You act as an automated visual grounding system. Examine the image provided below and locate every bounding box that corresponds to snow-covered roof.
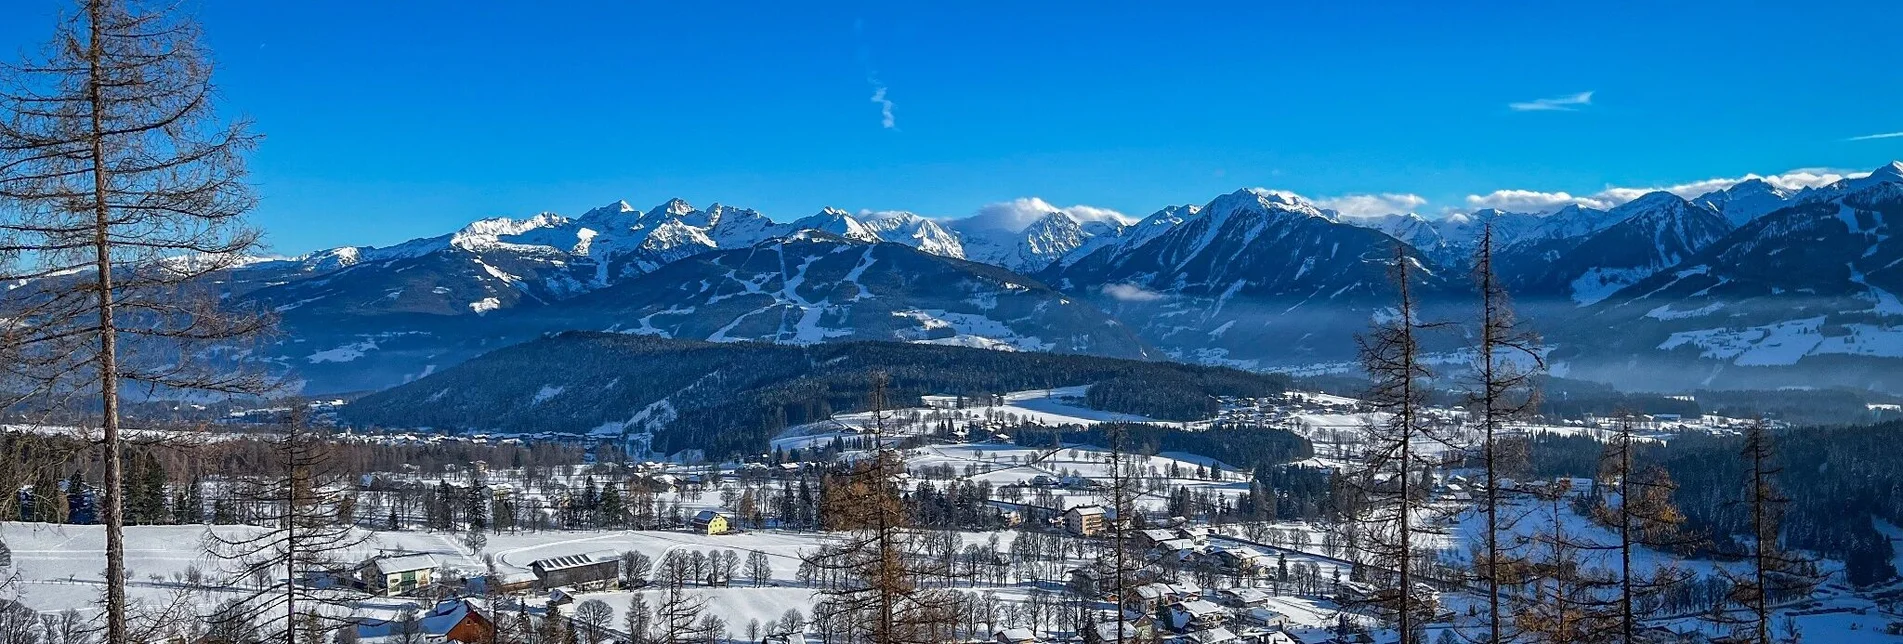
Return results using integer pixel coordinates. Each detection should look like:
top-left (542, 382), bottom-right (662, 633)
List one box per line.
top-left (996, 627), bottom-right (1037, 642)
top-left (531, 553), bottom-right (607, 572)
top-left (1173, 599), bottom-right (1225, 617)
top-left (371, 554), bottom-right (440, 574)
top-left (1192, 626), bottom-right (1238, 644)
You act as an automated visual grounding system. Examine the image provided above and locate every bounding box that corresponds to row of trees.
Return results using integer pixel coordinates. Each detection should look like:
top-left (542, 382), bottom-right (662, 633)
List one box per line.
top-left (1339, 230), bottom-right (1825, 644)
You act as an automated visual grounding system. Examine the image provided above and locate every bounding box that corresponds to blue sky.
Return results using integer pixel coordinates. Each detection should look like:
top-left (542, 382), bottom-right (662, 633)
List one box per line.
top-left (5, 1), bottom-right (1902, 254)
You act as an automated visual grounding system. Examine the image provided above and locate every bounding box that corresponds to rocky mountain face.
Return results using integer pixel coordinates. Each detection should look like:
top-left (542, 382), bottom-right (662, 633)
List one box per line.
top-left (201, 161), bottom-right (1903, 394)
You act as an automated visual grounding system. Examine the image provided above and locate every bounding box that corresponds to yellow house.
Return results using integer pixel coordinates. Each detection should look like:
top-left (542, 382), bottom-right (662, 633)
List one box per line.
top-left (690, 510), bottom-right (730, 535)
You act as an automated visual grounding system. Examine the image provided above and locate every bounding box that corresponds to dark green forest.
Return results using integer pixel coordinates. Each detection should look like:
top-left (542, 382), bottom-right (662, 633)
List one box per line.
top-left (342, 332), bottom-right (1288, 457)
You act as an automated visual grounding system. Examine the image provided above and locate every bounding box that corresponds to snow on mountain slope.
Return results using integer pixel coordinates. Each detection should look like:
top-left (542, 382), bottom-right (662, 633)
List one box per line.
top-left (527, 233), bottom-right (1153, 358)
top-left (1554, 163), bottom-right (1903, 391)
top-left (1044, 188), bottom-right (1451, 368)
top-left (1691, 178), bottom-right (1796, 226)
top-left (1515, 191), bottom-right (1733, 305)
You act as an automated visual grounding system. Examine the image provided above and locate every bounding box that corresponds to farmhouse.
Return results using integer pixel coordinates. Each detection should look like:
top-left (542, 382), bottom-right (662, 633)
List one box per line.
top-left (529, 553), bottom-right (619, 591)
top-left (690, 510), bottom-right (731, 535)
top-left (359, 553), bottom-right (439, 596)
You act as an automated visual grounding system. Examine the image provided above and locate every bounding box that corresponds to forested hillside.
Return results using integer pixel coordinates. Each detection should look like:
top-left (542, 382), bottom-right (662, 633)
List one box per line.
top-left (340, 332), bottom-right (1289, 457)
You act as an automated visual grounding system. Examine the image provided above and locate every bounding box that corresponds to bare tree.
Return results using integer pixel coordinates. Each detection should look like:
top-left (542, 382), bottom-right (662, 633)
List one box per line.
top-left (1593, 414), bottom-right (1692, 643)
top-left (0, 2), bottom-right (265, 641)
top-left (1462, 220), bottom-right (1542, 644)
top-left (574, 599), bottom-right (614, 644)
top-left (1341, 244), bottom-right (1449, 643)
top-left (653, 586), bottom-right (709, 644)
top-left (203, 405), bottom-right (372, 642)
top-left (1718, 419), bottom-right (1822, 644)
top-left (1097, 423), bottom-right (1140, 643)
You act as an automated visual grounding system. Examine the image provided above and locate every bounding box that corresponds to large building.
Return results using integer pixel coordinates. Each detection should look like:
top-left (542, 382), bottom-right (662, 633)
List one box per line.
top-left (530, 553), bottom-right (620, 591)
top-left (1062, 504), bottom-right (1106, 537)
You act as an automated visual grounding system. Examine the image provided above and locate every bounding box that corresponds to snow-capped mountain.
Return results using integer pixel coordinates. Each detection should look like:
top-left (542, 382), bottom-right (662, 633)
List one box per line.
top-left (1516, 191), bottom-right (1734, 305)
top-left (1557, 166), bottom-right (1903, 391)
top-left (1043, 188), bottom-right (1449, 368)
top-left (1691, 178), bottom-right (1796, 227)
top-left (521, 232), bottom-right (1152, 358)
top-left (176, 161), bottom-right (1903, 394)
top-left (947, 210), bottom-right (1128, 273)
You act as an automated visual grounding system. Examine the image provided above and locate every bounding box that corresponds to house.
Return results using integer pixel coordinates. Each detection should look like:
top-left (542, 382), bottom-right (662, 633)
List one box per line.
top-left (360, 553), bottom-right (440, 596)
top-left (1191, 627), bottom-right (1240, 644)
top-left (1063, 504), bottom-right (1107, 537)
top-left (1210, 546), bottom-right (1271, 573)
top-left (427, 598), bottom-right (494, 643)
top-left (995, 627), bottom-right (1039, 644)
top-left (1240, 607), bottom-right (1289, 629)
top-left (1155, 538), bottom-right (1198, 554)
top-left (354, 597), bottom-right (493, 643)
top-left (1216, 588), bottom-right (1271, 608)
top-left (1136, 528), bottom-right (1179, 550)
top-left (1090, 620), bottom-right (1148, 643)
top-left (529, 553), bottom-right (619, 591)
top-left (690, 510), bottom-right (731, 535)
top-left (1164, 599), bottom-right (1228, 632)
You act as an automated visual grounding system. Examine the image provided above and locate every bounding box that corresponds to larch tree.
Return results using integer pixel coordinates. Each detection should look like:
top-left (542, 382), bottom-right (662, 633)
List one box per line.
top-left (1718, 418), bottom-right (1823, 644)
top-left (0, 1), bottom-right (267, 641)
top-left (1343, 244), bottom-right (1450, 643)
top-left (203, 404), bottom-right (372, 643)
top-left (1096, 422), bottom-right (1141, 642)
top-left (1463, 220), bottom-right (1542, 644)
top-left (803, 371), bottom-right (953, 643)
top-left (1594, 413), bottom-right (1692, 644)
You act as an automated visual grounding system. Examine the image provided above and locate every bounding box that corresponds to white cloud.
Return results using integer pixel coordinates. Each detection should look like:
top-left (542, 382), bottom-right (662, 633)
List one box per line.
top-left (1847, 131), bottom-right (1903, 142)
top-left (1509, 91), bottom-right (1593, 112)
top-left (1461, 167), bottom-right (1870, 214)
top-left (869, 84), bottom-right (895, 129)
top-left (1464, 189), bottom-right (1611, 212)
top-left (1101, 283), bottom-right (1166, 302)
top-left (953, 197), bottom-right (1132, 232)
top-left (1314, 193), bottom-right (1429, 217)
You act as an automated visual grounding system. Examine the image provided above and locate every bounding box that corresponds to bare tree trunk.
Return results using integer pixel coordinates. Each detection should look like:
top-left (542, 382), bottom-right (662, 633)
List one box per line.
top-left (83, 3), bottom-right (128, 639)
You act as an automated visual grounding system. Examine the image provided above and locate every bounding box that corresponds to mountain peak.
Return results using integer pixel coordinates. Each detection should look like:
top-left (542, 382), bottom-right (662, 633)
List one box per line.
top-left (648, 198), bottom-right (696, 218)
top-left (1874, 160), bottom-right (1903, 181)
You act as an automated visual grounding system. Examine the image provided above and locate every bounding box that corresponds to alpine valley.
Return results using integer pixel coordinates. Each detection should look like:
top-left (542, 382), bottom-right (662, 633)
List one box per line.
top-left (234, 162), bottom-right (1903, 395)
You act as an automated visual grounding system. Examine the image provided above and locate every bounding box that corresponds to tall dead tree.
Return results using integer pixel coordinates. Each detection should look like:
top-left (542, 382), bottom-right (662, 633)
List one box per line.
top-left (1464, 222), bottom-right (1541, 644)
top-left (1593, 414), bottom-right (1691, 644)
top-left (0, 1), bottom-right (265, 640)
top-left (1345, 244), bottom-right (1449, 643)
top-left (204, 404), bottom-right (372, 643)
top-left (1097, 423), bottom-right (1140, 642)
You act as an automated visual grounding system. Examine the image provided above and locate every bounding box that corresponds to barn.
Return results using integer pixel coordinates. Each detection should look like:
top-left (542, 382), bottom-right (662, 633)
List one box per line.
top-left (529, 552), bottom-right (619, 591)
